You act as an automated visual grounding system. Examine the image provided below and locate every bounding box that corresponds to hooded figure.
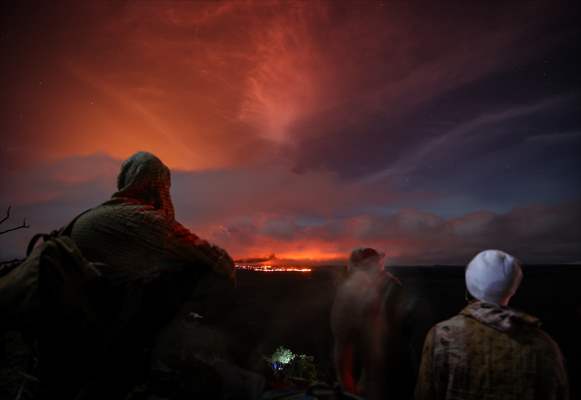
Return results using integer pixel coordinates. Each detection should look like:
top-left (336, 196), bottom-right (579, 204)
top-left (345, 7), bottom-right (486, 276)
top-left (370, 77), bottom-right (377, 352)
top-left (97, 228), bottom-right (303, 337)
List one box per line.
top-left (59, 151), bottom-right (235, 399)
top-left (331, 248), bottom-right (414, 400)
top-left (71, 151), bottom-right (234, 281)
top-left (415, 249), bottom-right (569, 400)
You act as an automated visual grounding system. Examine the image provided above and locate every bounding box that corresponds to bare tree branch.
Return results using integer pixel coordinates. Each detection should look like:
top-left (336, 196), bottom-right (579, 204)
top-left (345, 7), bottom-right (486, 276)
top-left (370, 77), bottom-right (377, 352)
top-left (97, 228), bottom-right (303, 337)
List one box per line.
top-left (0, 206), bottom-right (30, 235)
top-left (0, 219), bottom-right (29, 235)
top-left (0, 205), bottom-right (11, 225)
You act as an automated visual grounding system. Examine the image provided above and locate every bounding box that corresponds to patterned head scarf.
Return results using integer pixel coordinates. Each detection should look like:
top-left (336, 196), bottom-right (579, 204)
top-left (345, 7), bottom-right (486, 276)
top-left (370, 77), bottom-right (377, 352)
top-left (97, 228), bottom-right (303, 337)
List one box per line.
top-left (113, 151), bottom-right (175, 220)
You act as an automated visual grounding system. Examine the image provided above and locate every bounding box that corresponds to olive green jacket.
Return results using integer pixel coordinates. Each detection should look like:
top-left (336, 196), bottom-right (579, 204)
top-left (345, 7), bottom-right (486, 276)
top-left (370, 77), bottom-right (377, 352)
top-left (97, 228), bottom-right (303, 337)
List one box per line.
top-left (415, 301), bottom-right (569, 400)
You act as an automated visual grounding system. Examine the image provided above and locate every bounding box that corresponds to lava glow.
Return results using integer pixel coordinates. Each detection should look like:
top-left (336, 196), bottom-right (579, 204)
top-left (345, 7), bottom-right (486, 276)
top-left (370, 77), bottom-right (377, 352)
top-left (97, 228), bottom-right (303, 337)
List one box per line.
top-left (235, 264), bottom-right (312, 273)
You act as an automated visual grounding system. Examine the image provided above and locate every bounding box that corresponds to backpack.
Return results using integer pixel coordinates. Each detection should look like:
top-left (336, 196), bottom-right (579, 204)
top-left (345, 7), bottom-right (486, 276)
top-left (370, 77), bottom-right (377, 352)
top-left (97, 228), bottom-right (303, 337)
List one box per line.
top-left (0, 209), bottom-right (122, 398)
top-left (0, 209), bottom-right (103, 331)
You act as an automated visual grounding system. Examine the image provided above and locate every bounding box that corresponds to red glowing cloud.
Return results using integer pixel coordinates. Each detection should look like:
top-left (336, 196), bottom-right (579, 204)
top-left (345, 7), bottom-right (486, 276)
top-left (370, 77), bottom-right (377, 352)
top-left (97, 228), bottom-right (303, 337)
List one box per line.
top-left (2, 2), bottom-right (556, 169)
top-left (1, 2), bottom-right (579, 264)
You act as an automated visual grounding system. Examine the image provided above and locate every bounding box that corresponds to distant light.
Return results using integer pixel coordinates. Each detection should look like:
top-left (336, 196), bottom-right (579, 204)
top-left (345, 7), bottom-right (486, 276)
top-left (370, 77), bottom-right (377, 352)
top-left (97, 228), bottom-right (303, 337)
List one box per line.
top-left (235, 264), bottom-right (312, 272)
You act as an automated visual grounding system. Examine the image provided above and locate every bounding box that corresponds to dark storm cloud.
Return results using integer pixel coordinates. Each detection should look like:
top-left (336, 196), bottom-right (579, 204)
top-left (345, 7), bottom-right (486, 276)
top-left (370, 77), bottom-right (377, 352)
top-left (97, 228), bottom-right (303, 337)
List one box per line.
top-left (286, 2), bottom-right (580, 178)
top-left (367, 95), bottom-right (581, 212)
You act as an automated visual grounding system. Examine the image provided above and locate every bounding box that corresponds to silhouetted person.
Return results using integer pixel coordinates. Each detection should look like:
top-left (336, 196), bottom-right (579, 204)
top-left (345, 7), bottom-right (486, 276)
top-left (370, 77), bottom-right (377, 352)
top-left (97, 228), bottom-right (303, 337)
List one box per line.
top-left (71, 151), bottom-right (234, 282)
top-left (331, 248), bottom-right (413, 400)
top-left (415, 249), bottom-right (569, 400)
top-left (46, 151), bottom-right (235, 399)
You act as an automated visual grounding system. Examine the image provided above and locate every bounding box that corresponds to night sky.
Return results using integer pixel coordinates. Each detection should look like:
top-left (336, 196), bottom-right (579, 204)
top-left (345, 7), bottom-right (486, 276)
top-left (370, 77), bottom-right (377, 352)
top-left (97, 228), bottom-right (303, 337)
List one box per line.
top-left (1, 1), bottom-right (580, 264)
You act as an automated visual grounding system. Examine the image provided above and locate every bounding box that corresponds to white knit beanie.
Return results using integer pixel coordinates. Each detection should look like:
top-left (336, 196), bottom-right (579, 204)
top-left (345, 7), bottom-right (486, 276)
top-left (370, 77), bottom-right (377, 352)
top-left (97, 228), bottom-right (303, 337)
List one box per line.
top-left (465, 249), bottom-right (523, 305)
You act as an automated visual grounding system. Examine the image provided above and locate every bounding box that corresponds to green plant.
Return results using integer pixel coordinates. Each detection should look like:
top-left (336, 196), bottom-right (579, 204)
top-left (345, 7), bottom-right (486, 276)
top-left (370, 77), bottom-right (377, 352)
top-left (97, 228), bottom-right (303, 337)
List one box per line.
top-left (265, 346), bottom-right (317, 383)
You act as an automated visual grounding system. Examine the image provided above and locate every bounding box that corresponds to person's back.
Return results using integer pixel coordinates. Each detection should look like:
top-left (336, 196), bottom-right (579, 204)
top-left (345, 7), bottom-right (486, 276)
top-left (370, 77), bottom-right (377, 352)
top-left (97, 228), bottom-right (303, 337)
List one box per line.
top-left (69, 152), bottom-right (234, 351)
top-left (417, 302), bottom-right (568, 400)
top-left (57, 151), bottom-right (234, 399)
top-left (415, 250), bottom-right (569, 400)
top-left (331, 248), bottom-right (414, 400)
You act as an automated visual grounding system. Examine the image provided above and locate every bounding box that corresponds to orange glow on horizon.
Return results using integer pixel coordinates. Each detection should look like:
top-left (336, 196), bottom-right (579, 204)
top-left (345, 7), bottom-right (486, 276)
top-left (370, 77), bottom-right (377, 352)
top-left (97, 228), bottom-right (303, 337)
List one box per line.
top-left (264, 250), bottom-right (345, 262)
top-left (235, 264), bottom-right (312, 273)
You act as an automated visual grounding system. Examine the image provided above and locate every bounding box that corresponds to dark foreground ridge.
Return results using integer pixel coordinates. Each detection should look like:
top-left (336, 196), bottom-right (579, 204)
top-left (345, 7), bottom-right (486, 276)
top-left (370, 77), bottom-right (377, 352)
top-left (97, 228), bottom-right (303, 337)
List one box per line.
top-left (1, 261), bottom-right (580, 399)
top-left (207, 264), bottom-right (581, 398)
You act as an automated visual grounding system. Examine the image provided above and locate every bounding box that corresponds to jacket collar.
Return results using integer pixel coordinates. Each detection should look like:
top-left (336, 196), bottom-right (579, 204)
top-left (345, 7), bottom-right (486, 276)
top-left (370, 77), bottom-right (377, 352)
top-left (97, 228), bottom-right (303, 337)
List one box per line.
top-left (460, 301), bottom-right (541, 332)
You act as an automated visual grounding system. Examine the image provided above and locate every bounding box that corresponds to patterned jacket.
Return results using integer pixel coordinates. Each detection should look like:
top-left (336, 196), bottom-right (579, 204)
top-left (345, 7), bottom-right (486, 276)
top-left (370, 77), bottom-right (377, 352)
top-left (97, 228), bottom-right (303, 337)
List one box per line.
top-left (415, 301), bottom-right (569, 400)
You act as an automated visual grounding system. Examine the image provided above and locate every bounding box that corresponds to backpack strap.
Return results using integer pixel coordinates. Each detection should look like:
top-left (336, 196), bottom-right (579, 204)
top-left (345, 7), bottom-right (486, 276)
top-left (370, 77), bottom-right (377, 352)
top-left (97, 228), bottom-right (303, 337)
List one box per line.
top-left (59, 208), bottom-right (93, 237)
top-left (26, 233), bottom-right (52, 257)
top-left (26, 208), bottom-right (93, 256)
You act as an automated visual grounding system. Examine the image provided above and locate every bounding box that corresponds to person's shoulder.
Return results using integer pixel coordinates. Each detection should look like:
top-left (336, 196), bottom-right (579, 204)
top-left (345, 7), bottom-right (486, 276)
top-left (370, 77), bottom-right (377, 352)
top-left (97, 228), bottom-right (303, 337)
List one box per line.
top-left (382, 269), bottom-right (402, 286)
top-left (78, 201), bottom-right (144, 218)
top-left (420, 317), bottom-right (463, 352)
top-left (73, 202), bottom-right (172, 238)
top-left (430, 313), bottom-right (473, 341)
top-left (525, 326), bottom-right (565, 359)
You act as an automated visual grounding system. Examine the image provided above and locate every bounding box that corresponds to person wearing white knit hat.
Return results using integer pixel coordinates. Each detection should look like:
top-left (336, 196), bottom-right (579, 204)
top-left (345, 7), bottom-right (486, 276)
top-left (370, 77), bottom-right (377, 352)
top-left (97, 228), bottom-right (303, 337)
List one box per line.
top-left (465, 249), bottom-right (522, 306)
top-left (415, 249), bottom-right (569, 400)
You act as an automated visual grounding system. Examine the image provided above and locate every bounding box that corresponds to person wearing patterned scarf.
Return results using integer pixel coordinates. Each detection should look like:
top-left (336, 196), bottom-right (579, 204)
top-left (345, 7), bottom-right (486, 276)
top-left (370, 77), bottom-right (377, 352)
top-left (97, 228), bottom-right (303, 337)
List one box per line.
top-left (71, 151), bottom-right (234, 281)
top-left (66, 151), bottom-right (235, 399)
top-left (114, 151), bottom-right (175, 220)
top-left (415, 250), bottom-right (569, 400)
